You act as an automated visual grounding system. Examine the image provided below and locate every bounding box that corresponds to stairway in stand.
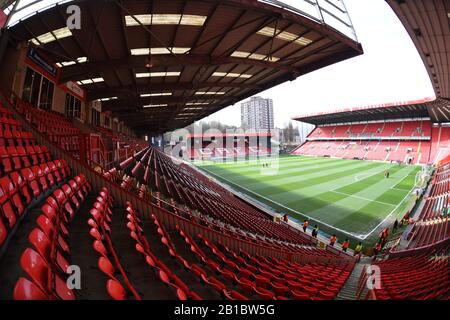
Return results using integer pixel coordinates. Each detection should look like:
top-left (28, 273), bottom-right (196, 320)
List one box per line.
top-left (336, 258), bottom-right (371, 300)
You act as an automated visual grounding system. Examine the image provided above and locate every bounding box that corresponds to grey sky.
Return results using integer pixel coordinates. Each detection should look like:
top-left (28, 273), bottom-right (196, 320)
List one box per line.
top-left (202, 0), bottom-right (436, 128)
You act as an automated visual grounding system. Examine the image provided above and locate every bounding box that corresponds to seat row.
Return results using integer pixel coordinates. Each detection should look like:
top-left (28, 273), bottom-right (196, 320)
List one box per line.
top-left (175, 225), bottom-right (350, 300)
top-left (0, 160), bottom-right (71, 248)
top-left (13, 175), bottom-right (91, 299)
top-left (88, 189), bottom-right (142, 300)
top-left (0, 144), bottom-right (51, 176)
top-left (369, 248), bottom-right (449, 300)
top-left (120, 147), bottom-right (314, 249)
top-left (15, 99), bottom-right (81, 154)
top-left (0, 128), bottom-right (35, 147)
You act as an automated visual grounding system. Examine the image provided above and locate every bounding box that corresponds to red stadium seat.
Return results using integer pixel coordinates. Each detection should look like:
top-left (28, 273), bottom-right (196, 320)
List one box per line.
top-left (0, 179), bottom-right (17, 228)
top-left (1, 176), bottom-right (25, 216)
top-left (106, 279), bottom-right (127, 300)
top-left (21, 168), bottom-right (40, 197)
top-left (291, 290), bottom-right (310, 300)
top-left (254, 286), bottom-right (275, 300)
top-left (40, 164), bottom-right (55, 187)
top-left (93, 240), bottom-right (108, 257)
top-left (0, 146), bottom-right (13, 174)
top-left (32, 166), bottom-right (48, 192)
top-left (28, 228), bottom-right (70, 273)
top-left (0, 217), bottom-right (7, 246)
top-left (10, 171), bottom-right (32, 205)
top-left (13, 277), bottom-right (50, 300)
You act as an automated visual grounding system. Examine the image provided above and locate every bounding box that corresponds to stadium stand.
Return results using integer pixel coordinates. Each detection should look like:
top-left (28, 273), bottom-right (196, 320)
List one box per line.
top-left (0, 0), bottom-right (449, 304)
top-left (357, 245), bottom-right (449, 300)
top-left (186, 133), bottom-right (272, 160)
top-left (293, 120), bottom-right (438, 164)
top-left (115, 146), bottom-right (326, 251)
top-left (15, 100), bottom-right (81, 158)
top-left (404, 163), bottom-right (450, 249)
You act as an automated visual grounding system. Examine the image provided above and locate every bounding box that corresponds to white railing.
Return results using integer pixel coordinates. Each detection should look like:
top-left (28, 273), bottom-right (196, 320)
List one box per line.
top-left (258, 0), bottom-right (358, 41)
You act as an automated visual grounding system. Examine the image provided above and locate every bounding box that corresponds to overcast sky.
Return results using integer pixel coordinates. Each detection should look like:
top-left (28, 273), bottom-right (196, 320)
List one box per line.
top-left (201, 0), bottom-right (436, 128)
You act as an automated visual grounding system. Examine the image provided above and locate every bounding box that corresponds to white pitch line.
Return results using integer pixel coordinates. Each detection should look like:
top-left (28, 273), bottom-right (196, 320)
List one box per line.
top-left (354, 166), bottom-right (389, 182)
top-left (390, 187), bottom-right (411, 191)
top-left (360, 184), bottom-right (415, 239)
top-left (330, 190), bottom-right (396, 207)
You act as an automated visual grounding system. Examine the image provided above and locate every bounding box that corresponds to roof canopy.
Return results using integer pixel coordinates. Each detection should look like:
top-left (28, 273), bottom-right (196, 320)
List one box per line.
top-left (386, 0), bottom-right (450, 99)
top-left (4, 0), bottom-right (362, 134)
top-left (293, 97), bottom-right (450, 125)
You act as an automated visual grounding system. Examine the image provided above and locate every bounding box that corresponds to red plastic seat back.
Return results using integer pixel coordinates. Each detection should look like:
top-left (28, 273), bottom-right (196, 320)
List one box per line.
top-left (36, 215), bottom-right (55, 240)
top-left (14, 277), bottom-right (50, 300)
top-left (32, 166), bottom-right (43, 178)
top-left (106, 279), bottom-right (126, 300)
top-left (52, 189), bottom-right (67, 207)
top-left (41, 203), bottom-right (57, 221)
top-left (10, 172), bottom-right (25, 188)
top-left (0, 218), bottom-right (7, 246)
top-left (98, 256), bottom-right (115, 278)
top-left (29, 228), bottom-right (52, 262)
top-left (20, 248), bottom-right (50, 293)
top-left (21, 168), bottom-right (35, 182)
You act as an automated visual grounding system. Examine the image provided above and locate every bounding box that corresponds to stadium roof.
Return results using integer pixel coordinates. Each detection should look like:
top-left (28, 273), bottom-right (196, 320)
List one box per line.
top-left (292, 97), bottom-right (450, 125)
top-left (386, 0), bottom-right (450, 99)
top-left (2, 0), bottom-right (362, 134)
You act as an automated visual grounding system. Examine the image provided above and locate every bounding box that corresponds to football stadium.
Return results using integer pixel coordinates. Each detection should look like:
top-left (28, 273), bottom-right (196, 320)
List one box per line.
top-left (0, 0), bottom-right (448, 307)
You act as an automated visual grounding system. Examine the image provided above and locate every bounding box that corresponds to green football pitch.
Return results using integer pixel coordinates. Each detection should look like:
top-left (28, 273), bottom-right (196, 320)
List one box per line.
top-left (195, 155), bottom-right (423, 245)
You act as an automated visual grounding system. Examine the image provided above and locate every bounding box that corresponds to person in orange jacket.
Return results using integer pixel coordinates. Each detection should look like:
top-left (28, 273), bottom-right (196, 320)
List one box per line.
top-left (302, 219), bottom-right (309, 232)
top-left (342, 239), bottom-right (350, 252)
top-left (329, 234), bottom-right (337, 246)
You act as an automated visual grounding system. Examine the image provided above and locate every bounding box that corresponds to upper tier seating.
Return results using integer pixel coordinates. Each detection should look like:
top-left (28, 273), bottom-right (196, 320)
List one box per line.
top-left (0, 102), bottom-right (71, 250)
top-left (95, 126), bottom-right (148, 164)
top-left (308, 121), bottom-right (431, 140)
top-left (15, 100), bottom-right (81, 157)
top-left (190, 147), bottom-right (270, 160)
top-left (293, 121), bottom-right (439, 164)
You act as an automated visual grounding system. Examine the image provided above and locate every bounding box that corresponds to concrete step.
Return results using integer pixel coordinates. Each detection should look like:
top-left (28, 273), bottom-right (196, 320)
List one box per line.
top-left (336, 262), bottom-right (369, 300)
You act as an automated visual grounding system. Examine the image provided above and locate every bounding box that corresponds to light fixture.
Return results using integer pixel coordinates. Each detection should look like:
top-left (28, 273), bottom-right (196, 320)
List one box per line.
top-left (195, 91), bottom-right (225, 95)
top-left (96, 97), bottom-right (118, 102)
top-left (136, 71), bottom-right (181, 78)
top-left (131, 47), bottom-right (191, 56)
top-left (186, 102), bottom-right (210, 106)
top-left (231, 51), bottom-right (280, 62)
top-left (125, 14), bottom-right (207, 27)
top-left (143, 104), bottom-right (168, 108)
top-left (77, 77), bottom-right (105, 85)
top-left (56, 56), bottom-right (88, 67)
top-left (31, 27), bottom-right (73, 45)
top-left (257, 27), bottom-right (313, 46)
top-left (212, 72), bottom-right (252, 79)
top-left (140, 93), bottom-right (172, 97)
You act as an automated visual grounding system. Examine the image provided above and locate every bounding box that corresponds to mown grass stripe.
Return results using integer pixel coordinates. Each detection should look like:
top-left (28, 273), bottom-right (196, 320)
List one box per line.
top-left (195, 155), bottom-right (420, 244)
top-left (227, 158), bottom-right (361, 187)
